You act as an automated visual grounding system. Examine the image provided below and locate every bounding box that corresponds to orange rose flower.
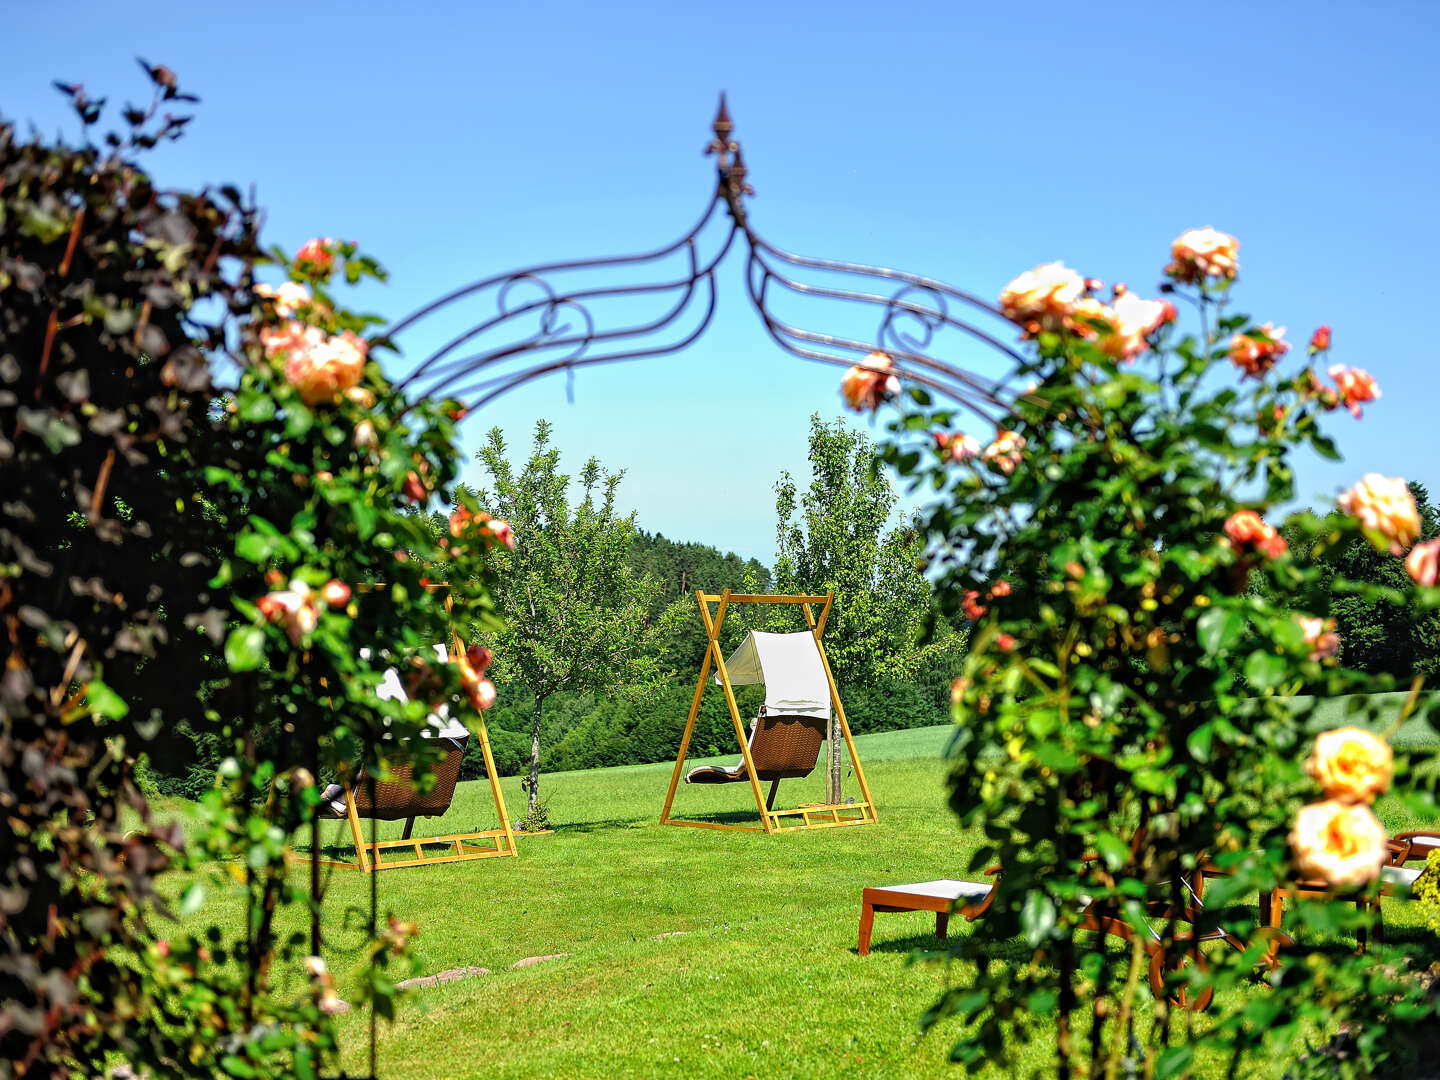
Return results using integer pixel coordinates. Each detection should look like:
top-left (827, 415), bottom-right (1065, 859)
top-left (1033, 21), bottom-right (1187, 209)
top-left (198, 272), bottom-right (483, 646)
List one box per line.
top-left (1309, 325), bottom-right (1331, 352)
top-left (935, 432), bottom-right (982, 461)
top-left (1166, 227), bottom-right (1239, 284)
top-left (295, 237), bottom-right (336, 276)
top-left (1338, 474), bottom-right (1421, 555)
top-left (1290, 799), bottom-right (1387, 889)
top-left (1305, 727), bottom-right (1392, 803)
top-left (1327, 365), bottom-right (1380, 419)
top-left (1223, 510), bottom-right (1286, 558)
top-left (1296, 615), bottom-right (1340, 661)
top-left (1227, 324), bottom-right (1289, 379)
top-left (1406, 539), bottom-right (1440, 587)
top-left (983, 431), bottom-right (1025, 476)
top-left (1102, 292), bottom-right (1176, 361)
top-left (840, 352), bottom-right (901, 412)
top-left (254, 281), bottom-right (312, 318)
top-left (998, 261), bottom-right (1086, 336)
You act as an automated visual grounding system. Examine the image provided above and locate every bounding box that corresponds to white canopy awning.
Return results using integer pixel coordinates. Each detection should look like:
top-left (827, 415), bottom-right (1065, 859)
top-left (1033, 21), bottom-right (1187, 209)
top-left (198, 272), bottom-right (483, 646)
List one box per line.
top-left (714, 630), bottom-right (832, 719)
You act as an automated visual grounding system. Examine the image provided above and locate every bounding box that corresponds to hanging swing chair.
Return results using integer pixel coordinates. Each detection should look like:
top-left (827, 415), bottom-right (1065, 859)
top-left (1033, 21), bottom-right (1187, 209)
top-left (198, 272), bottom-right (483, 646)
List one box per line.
top-left (660, 589), bottom-right (878, 833)
top-left (303, 623), bottom-right (518, 872)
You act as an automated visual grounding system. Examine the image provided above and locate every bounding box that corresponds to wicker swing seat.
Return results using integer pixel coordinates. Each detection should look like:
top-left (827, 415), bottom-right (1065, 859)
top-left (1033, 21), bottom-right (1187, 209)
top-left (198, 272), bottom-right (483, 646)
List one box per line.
top-left (684, 712), bottom-right (827, 807)
top-left (303, 646), bottom-right (518, 872)
top-left (660, 591), bottom-right (879, 833)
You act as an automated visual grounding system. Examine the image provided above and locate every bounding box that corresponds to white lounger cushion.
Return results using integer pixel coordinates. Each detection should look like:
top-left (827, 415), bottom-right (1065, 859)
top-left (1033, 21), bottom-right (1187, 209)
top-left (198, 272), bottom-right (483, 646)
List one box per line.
top-left (876, 879), bottom-right (994, 901)
top-left (1382, 864), bottom-right (1422, 890)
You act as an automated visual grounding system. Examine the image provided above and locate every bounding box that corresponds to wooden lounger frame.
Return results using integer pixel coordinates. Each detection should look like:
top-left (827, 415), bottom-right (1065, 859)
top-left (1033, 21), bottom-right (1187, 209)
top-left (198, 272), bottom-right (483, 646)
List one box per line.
top-left (660, 589), bottom-right (878, 834)
top-left (301, 588), bottom-right (518, 872)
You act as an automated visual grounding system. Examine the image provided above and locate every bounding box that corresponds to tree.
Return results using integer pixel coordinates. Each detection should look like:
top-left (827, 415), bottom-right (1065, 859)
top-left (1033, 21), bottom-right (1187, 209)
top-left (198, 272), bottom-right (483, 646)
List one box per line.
top-left (467, 421), bottom-right (672, 816)
top-left (1277, 481), bottom-right (1440, 677)
top-left (767, 414), bottom-right (955, 800)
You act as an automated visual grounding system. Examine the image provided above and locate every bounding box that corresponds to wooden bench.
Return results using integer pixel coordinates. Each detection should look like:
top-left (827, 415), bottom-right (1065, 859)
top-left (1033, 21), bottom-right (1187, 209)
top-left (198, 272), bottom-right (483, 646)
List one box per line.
top-left (858, 878), bottom-right (996, 956)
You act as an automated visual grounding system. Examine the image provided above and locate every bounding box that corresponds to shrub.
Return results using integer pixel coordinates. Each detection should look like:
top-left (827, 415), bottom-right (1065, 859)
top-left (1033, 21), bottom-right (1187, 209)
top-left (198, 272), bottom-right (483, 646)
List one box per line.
top-left (874, 236), bottom-right (1440, 1075)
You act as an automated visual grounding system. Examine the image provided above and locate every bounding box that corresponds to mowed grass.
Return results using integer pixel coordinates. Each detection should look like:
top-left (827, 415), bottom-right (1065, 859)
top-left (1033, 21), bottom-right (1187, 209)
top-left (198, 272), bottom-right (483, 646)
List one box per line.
top-left (160, 694), bottom-right (1439, 1079)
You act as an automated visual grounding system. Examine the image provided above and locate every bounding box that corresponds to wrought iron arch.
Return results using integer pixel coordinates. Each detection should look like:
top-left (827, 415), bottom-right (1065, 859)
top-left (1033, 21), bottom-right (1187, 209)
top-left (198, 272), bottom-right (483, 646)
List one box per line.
top-left (336, 96), bottom-right (1024, 1080)
top-left (391, 95), bottom-right (1022, 421)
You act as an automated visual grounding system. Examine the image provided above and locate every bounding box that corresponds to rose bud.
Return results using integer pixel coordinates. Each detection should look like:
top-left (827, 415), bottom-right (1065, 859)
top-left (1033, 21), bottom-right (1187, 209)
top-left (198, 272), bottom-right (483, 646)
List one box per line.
top-left (489, 519), bottom-right (516, 550)
top-left (320, 580), bottom-right (351, 608)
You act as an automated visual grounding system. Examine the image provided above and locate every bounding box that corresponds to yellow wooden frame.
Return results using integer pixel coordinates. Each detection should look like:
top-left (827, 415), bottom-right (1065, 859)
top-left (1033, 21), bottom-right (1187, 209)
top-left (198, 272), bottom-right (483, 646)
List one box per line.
top-left (659, 589), bottom-right (878, 834)
top-left (299, 588), bottom-right (518, 872)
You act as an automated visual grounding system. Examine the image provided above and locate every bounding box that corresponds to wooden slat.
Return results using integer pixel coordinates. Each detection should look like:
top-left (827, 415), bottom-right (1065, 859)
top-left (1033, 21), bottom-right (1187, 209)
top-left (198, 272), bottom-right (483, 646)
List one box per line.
top-left (660, 592), bottom-right (717, 825)
top-left (661, 819), bottom-right (768, 833)
top-left (696, 593), bottom-right (830, 604)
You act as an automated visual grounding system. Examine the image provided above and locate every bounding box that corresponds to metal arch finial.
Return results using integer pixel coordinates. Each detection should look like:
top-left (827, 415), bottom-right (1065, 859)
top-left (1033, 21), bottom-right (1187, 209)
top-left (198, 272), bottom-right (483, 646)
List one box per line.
top-left (705, 92), bottom-right (753, 223)
top-left (390, 99), bottom-right (1021, 424)
top-left (712, 92), bottom-right (733, 144)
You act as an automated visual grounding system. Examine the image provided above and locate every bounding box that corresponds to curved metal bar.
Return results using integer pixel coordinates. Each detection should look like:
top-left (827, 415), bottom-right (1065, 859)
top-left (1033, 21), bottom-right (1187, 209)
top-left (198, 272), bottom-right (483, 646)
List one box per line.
top-left (747, 230), bottom-right (1005, 322)
top-left (385, 97), bottom-right (1024, 427)
top-left (405, 223), bottom-right (740, 397)
top-left (391, 194), bottom-right (726, 343)
top-left (745, 250), bottom-right (1012, 414)
top-left (747, 247), bottom-right (1026, 371)
top-left (453, 268), bottom-right (723, 412)
top-left (743, 251), bottom-right (1005, 424)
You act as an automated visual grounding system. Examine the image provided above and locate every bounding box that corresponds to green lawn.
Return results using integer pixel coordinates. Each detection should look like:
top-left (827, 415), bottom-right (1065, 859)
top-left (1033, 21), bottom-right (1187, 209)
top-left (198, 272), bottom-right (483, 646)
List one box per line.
top-left (162, 699), bottom-right (1437, 1079)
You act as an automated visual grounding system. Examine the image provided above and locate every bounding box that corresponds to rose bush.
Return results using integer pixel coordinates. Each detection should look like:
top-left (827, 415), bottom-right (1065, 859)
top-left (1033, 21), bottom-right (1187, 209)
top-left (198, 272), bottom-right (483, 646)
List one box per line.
top-left (1, 67), bottom-right (501, 1079)
top-left (869, 228), bottom-right (1440, 1076)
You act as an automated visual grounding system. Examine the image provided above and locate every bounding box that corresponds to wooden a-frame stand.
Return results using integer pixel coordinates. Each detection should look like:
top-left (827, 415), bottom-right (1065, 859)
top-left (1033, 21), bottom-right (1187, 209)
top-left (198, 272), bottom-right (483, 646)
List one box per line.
top-left (301, 589), bottom-right (518, 872)
top-left (660, 589), bottom-right (878, 834)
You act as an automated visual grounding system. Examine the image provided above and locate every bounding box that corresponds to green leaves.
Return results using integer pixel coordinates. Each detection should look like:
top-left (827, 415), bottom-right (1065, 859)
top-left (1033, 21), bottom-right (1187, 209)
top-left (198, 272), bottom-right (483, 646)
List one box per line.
top-left (1244, 648), bottom-right (1289, 690)
top-left (85, 680), bottom-right (129, 721)
top-left (224, 625), bottom-right (266, 671)
top-left (1198, 606), bottom-right (1245, 655)
top-left (1020, 890), bottom-right (1057, 945)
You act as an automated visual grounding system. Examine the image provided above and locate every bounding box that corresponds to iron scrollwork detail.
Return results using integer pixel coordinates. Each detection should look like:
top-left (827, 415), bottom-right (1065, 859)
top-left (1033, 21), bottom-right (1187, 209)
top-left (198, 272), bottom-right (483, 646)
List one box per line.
top-left (393, 96), bottom-right (1019, 422)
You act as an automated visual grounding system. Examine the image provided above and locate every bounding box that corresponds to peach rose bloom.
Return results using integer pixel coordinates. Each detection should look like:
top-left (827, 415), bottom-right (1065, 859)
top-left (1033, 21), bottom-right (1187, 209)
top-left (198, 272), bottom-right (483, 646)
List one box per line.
top-left (1305, 727), bottom-right (1392, 803)
top-left (935, 432), bottom-right (981, 461)
top-left (1166, 227), bottom-right (1239, 283)
top-left (1406, 539), bottom-right (1440, 587)
top-left (254, 281), bottom-right (312, 317)
top-left (1338, 474), bottom-right (1421, 555)
top-left (295, 237), bottom-right (336, 275)
top-left (488, 519), bottom-right (517, 551)
top-left (1290, 799), bottom-right (1387, 889)
top-left (1100, 292), bottom-right (1175, 361)
top-left (840, 352), bottom-right (901, 412)
top-left (1328, 365), bottom-right (1380, 418)
top-left (1309, 326), bottom-right (1331, 352)
top-left (983, 430), bottom-right (1025, 475)
top-left (1296, 615), bottom-right (1340, 661)
top-left (260, 321), bottom-right (322, 362)
top-left (1067, 296), bottom-right (1118, 340)
top-left (1223, 510), bottom-right (1286, 557)
top-left (998, 261), bottom-right (1086, 335)
top-left (284, 331), bottom-right (368, 406)
top-left (1227, 324), bottom-right (1289, 379)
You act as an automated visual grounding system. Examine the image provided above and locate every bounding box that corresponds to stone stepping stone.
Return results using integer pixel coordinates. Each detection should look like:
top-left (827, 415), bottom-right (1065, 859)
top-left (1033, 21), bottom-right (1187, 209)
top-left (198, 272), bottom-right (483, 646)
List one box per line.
top-left (510, 953), bottom-right (567, 969)
top-left (396, 965), bottom-right (491, 990)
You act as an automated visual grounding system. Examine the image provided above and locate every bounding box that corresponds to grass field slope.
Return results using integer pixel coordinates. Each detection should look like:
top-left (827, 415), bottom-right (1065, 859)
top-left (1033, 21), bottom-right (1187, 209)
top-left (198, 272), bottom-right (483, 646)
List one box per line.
top-left (166, 695), bottom-right (1437, 1079)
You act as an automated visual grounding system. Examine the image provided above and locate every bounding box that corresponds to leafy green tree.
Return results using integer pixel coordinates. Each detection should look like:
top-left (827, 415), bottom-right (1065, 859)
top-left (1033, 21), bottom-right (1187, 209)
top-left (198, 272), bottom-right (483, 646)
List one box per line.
top-left (1278, 481), bottom-right (1440, 677)
top-left (467, 420), bottom-right (673, 816)
top-left (767, 414), bottom-right (957, 800)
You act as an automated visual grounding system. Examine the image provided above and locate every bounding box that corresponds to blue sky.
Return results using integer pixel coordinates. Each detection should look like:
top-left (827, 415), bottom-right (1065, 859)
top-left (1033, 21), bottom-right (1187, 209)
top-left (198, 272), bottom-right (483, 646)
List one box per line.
top-left (6, 1), bottom-right (1438, 563)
